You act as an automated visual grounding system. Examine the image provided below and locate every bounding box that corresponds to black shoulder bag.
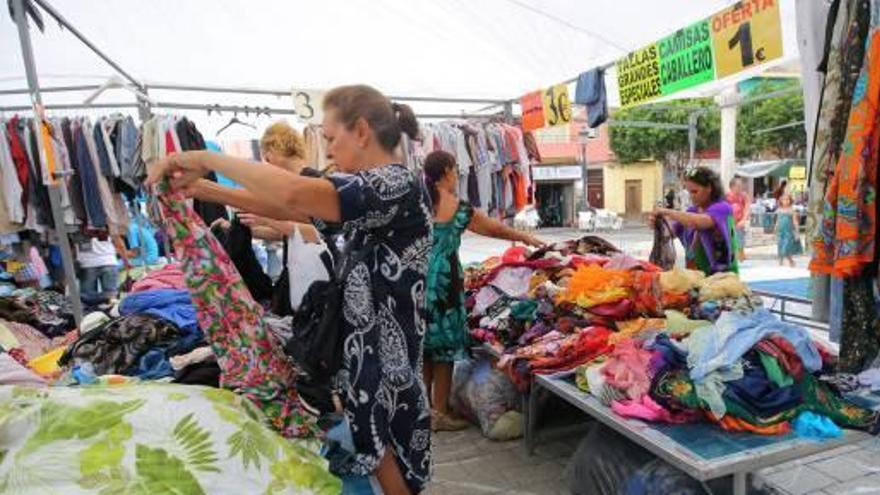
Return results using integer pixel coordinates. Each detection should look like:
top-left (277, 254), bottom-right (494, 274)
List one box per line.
top-left (284, 233), bottom-right (376, 416)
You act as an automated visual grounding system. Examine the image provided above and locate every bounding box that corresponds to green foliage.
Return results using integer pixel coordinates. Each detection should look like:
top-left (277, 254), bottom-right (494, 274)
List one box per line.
top-left (737, 80), bottom-right (806, 159)
top-left (173, 413), bottom-right (220, 473)
top-left (609, 98), bottom-right (720, 167)
top-left (228, 421), bottom-right (279, 471)
top-left (132, 445), bottom-right (205, 495)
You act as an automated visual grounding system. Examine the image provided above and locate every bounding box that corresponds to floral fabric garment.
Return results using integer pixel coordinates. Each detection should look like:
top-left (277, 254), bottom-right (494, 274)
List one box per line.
top-left (812, 7), bottom-right (880, 277)
top-left (155, 181), bottom-right (319, 439)
top-left (314, 164), bottom-right (433, 493)
top-left (0, 383), bottom-right (339, 494)
top-left (425, 200), bottom-right (474, 362)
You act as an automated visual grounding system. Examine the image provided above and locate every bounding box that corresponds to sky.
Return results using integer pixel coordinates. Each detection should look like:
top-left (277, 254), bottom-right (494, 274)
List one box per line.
top-left (0, 0), bottom-right (801, 136)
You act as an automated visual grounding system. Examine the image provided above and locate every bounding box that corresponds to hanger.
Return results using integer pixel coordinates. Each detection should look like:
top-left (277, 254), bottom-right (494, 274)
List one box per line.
top-left (215, 109), bottom-right (256, 137)
top-left (83, 75), bottom-right (155, 106)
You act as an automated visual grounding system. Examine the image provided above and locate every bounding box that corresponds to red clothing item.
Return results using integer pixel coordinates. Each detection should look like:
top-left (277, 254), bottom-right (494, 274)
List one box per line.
top-left (726, 191), bottom-right (748, 224)
top-left (7, 118), bottom-right (30, 212)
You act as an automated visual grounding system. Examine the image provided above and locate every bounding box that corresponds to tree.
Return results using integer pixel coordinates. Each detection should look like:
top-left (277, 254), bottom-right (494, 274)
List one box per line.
top-left (736, 80), bottom-right (806, 160)
top-left (609, 98), bottom-right (720, 176)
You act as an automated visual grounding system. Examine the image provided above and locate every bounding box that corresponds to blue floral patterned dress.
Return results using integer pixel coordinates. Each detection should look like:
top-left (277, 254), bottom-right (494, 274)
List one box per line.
top-left (313, 164), bottom-right (433, 493)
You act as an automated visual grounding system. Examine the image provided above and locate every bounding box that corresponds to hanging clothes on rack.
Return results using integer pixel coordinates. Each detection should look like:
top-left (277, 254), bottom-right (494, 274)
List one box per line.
top-left (416, 120), bottom-right (537, 218)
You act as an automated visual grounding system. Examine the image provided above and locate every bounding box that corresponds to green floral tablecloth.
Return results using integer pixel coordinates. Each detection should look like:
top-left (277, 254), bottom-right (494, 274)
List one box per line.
top-left (0, 383), bottom-right (340, 494)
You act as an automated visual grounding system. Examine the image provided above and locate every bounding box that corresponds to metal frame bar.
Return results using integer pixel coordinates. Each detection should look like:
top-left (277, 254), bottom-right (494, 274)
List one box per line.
top-left (11, 0), bottom-right (83, 326)
top-left (30, 0), bottom-right (144, 90)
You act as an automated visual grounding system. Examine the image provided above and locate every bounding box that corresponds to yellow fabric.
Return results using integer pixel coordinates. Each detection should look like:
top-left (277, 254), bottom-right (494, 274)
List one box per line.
top-left (663, 310), bottom-right (712, 336)
top-left (611, 318), bottom-right (667, 344)
top-left (560, 264), bottom-right (632, 308)
top-left (697, 272), bottom-right (750, 302)
top-left (39, 122), bottom-right (58, 186)
top-left (659, 268), bottom-right (705, 294)
top-left (27, 347), bottom-right (65, 377)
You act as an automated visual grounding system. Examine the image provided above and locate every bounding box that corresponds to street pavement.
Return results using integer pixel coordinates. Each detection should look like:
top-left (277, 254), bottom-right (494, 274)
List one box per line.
top-left (426, 226), bottom-right (880, 495)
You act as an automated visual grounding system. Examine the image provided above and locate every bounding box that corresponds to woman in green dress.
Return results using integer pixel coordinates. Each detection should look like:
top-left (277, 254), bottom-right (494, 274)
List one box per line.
top-left (422, 150), bottom-right (544, 431)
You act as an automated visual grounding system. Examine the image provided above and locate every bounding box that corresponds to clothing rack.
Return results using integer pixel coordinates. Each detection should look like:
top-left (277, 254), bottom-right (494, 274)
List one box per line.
top-left (6, 0), bottom-right (520, 323)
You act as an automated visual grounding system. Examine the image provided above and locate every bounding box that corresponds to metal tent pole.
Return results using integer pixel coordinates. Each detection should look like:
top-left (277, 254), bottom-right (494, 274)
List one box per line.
top-left (11, 0), bottom-right (83, 325)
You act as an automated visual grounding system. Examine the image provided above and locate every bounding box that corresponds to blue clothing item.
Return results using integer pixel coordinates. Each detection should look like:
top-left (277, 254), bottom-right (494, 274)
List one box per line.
top-left (115, 117), bottom-right (141, 190)
top-left (127, 218), bottom-right (161, 266)
top-left (689, 308), bottom-right (823, 383)
top-left (73, 123), bottom-right (108, 227)
top-left (92, 122), bottom-right (113, 177)
top-left (119, 289), bottom-right (200, 335)
top-left (574, 68), bottom-right (608, 128)
top-left (118, 289), bottom-right (204, 358)
top-left (793, 411), bottom-right (842, 440)
top-left (80, 265), bottom-right (119, 305)
top-left (322, 414), bottom-right (378, 495)
top-left (134, 348), bottom-right (175, 380)
top-left (723, 358), bottom-right (802, 418)
top-left (829, 277), bottom-right (844, 343)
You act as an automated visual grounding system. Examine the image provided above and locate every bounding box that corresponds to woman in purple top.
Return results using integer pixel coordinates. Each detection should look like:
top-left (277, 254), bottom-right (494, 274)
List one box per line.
top-left (647, 166), bottom-right (739, 275)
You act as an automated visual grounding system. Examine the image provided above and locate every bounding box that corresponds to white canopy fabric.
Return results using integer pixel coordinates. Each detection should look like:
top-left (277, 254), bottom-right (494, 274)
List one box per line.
top-left (1, 0), bottom-right (800, 108)
top-left (736, 159), bottom-right (803, 178)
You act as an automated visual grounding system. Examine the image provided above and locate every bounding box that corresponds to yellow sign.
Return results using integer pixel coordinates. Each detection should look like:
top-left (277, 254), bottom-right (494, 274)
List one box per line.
top-left (710, 0), bottom-right (783, 78)
top-left (789, 165), bottom-right (806, 180)
top-left (616, 44), bottom-right (661, 108)
top-left (542, 84), bottom-right (572, 127)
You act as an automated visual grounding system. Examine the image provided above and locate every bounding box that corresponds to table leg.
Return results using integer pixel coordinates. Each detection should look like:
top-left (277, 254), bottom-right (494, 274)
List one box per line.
top-left (732, 471), bottom-right (747, 495)
top-left (524, 385), bottom-right (540, 456)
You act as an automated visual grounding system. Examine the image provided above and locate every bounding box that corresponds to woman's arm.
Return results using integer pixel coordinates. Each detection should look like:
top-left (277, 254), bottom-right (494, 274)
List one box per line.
top-left (151, 151), bottom-right (341, 222)
top-left (467, 210), bottom-right (543, 247)
top-left (188, 180), bottom-right (311, 223)
top-left (656, 207), bottom-right (715, 231)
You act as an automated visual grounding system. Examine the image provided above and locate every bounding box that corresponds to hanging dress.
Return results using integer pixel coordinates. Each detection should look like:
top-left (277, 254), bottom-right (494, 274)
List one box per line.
top-left (425, 201), bottom-right (474, 362)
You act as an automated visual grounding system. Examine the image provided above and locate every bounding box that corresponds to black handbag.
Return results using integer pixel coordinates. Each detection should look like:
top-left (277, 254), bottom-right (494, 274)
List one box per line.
top-left (284, 233), bottom-right (376, 416)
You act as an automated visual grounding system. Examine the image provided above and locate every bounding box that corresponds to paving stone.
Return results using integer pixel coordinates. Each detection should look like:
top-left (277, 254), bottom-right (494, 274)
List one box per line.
top-left (825, 473), bottom-right (880, 495)
top-left (763, 465), bottom-right (836, 495)
top-left (810, 455), bottom-right (874, 483)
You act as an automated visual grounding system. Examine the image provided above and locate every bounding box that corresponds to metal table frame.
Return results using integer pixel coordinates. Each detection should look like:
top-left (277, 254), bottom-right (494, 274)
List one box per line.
top-left (528, 374), bottom-right (866, 495)
top-left (751, 289), bottom-right (827, 332)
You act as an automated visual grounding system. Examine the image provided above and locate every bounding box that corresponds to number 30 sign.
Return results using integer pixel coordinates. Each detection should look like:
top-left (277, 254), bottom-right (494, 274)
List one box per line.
top-left (542, 84), bottom-right (572, 128)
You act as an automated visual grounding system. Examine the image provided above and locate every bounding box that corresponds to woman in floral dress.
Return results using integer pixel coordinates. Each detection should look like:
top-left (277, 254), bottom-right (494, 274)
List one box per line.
top-left (421, 150), bottom-right (543, 431)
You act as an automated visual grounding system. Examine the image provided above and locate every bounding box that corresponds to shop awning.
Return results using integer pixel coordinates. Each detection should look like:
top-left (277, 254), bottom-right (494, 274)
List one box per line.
top-left (735, 159), bottom-right (804, 178)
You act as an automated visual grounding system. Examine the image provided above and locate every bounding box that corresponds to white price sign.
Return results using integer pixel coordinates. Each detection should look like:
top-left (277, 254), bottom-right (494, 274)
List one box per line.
top-left (290, 88), bottom-right (325, 123)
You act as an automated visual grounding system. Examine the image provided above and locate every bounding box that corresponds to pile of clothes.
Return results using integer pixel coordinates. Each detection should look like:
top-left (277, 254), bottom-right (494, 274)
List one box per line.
top-left (466, 236), bottom-right (880, 437)
top-left (54, 263), bottom-right (218, 385)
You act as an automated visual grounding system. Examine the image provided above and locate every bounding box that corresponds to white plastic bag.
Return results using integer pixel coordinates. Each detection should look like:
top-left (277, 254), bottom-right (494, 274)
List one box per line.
top-left (287, 225), bottom-right (331, 312)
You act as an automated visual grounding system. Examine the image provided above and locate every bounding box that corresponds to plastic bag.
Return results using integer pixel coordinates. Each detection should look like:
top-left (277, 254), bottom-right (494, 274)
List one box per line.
top-left (450, 357), bottom-right (522, 440)
top-left (286, 225), bottom-right (332, 312)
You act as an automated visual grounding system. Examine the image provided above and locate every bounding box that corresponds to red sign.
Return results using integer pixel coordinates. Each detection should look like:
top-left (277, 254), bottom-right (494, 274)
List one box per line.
top-left (520, 90), bottom-right (545, 132)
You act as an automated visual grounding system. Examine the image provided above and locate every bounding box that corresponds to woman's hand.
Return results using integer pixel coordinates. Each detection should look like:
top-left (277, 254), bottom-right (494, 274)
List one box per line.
top-left (519, 233), bottom-right (546, 248)
top-left (146, 150), bottom-right (210, 190)
top-left (210, 217), bottom-right (231, 231)
top-left (238, 213), bottom-right (271, 229)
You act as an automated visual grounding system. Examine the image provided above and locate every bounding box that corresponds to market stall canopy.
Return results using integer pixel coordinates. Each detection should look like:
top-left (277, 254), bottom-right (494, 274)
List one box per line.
top-left (735, 159), bottom-right (804, 178)
top-left (0, 0), bottom-right (800, 111)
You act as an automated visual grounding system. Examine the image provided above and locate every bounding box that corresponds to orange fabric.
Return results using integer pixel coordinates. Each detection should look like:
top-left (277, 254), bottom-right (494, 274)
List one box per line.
top-left (39, 122), bottom-right (58, 186)
top-left (512, 170), bottom-right (528, 211)
top-left (559, 264), bottom-right (632, 308)
top-left (810, 30), bottom-right (880, 277)
top-left (714, 415), bottom-right (791, 436)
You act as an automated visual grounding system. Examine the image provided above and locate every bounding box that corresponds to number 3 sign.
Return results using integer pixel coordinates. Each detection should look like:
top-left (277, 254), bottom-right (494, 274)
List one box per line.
top-left (290, 88), bottom-right (325, 123)
top-left (542, 84), bottom-right (572, 128)
top-left (710, 0), bottom-right (783, 78)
